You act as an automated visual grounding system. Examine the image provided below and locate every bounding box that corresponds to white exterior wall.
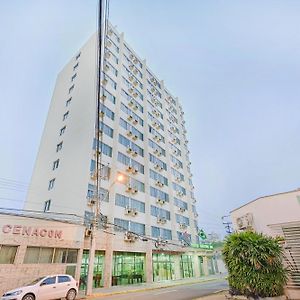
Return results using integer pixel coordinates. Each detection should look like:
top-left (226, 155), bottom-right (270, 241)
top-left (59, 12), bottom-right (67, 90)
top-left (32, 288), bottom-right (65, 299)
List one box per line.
top-left (231, 189), bottom-right (300, 236)
top-left (25, 24), bottom-right (198, 246)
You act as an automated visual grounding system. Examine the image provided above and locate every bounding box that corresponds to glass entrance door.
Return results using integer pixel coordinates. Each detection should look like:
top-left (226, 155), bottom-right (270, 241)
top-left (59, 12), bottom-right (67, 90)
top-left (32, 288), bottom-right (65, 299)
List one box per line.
top-left (152, 253), bottom-right (175, 281)
top-left (80, 250), bottom-right (104, 290)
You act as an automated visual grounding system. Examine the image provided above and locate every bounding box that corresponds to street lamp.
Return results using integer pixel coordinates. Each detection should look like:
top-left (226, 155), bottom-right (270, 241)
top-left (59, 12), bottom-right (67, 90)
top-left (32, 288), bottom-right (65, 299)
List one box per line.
top-left (85, 172), bottom-right (126, 295)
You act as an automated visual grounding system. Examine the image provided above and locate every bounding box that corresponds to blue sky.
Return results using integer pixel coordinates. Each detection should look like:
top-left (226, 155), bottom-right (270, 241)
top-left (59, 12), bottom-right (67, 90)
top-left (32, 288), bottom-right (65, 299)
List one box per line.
top-left (1, 0), bottom-right (300, 236)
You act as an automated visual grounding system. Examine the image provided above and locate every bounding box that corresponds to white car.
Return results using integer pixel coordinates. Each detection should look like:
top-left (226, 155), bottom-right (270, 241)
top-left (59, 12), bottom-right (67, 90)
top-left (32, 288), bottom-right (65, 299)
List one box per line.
top-left (1, 274), bottom-right (78, 300)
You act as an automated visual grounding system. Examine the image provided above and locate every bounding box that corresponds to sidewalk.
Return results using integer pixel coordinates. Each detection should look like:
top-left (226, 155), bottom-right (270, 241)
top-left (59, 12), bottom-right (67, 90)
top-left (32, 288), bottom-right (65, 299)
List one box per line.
top-left (195, 291), bottom-right (227, 300)
top-left (79, 274), bottom-right (227, 299)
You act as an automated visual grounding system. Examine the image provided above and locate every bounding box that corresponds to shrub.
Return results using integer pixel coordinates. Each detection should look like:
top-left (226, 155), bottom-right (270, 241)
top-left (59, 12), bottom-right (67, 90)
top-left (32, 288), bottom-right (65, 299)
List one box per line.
top-left (222, 231), bottom-right (288, 298)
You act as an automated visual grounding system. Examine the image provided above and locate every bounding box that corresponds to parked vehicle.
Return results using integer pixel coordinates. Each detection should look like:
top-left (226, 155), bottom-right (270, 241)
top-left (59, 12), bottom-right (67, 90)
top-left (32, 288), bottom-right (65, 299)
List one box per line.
top-left (1, 274), bottom-right (78, 300)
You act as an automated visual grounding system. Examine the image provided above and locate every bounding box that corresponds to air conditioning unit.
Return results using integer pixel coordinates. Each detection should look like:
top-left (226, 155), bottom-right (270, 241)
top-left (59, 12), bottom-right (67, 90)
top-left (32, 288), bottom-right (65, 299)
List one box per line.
top-left (132, 151), bottom-right (138, 157)
top-left (156, 198), bottom-right (165, 205)
top-left (124, 231), bottom-right (137, 243)
top-left (133, 68), bottom-right (138, 75)
top-left (157, 217), bottom-right (167, 224)
top-left (100, 95), bottom-right (107, 101)
top-left (179, 207), bottom-right (186, 213)
top-left (127, 115), bottom-right (133, 121)
top-left (152, 120), bottom-right (158, 127)
top-left (194, 212), bottom-right (199, 218)
top-left (126, 165), bottom-right (133, 172)
top-left (129, 64), bottom-right (134, 70)
top-left (175, 177), bottom-right (181, 182)
top-left (101, 79), bottom-right (108, 86)
top-left (108, 29), bottom-right (113, 36)
top-left (155, 181), bottom-right (164, 187)
top-left (125, 206), bottom-right (132, 215)
top-left (126, 185), bottom-right (132, 193)
top-left (128, 87), bottom-right (134, 94)
top-left (133, 58), bottom-right (138, 64)
top-left (131, 187), bottom-right (138, 194)
top-left (171, 138), bottom-right (177, 144)
top-left (132, 119), bottom-right (138, 125)
top-left (87, 198), bottom-right (96, 206)
top-left (133, 105), bottom-right (138, 111)
top-left (176, 191), bottom-right (184, 197)
top-left (131, 168), bottom-right (138, 175)
top-left (128, 100), bottom-right (134, 107)
top-left (150, 77), bottom-right (155, 83)
top-left (132, 135), bottom-right (138, 141)
top-left (133, 92), bottom-right (138, 98)
top-left (154, 164), bottom-right (161, 170)
top-left (179, 223), bottom-right (187, 229)
top-left (133, 80), bottom-right (138, 87)
top-left (104, 51), bottom-right (111, 59)
top-left (236, 213), bottom-right (254, 230)
top-left (104, 64), bottom-right (110, 72)
top-left (129, 53), bottom-right (135, 60)
top-left (129, 75), bottom-right (134, 82)
top-left (85, 228), bottom-right (92, 237)
top-left (192, 198), bottom-right (197, 204)
top-left (106, 40), bottom-right (112, 47)
top-left (150, 87), bottom-right (156, 93)
top-left (126, 147), bottom-right (133, 154)
top-left (174, 163), bottom-right (180, 169)
top-left (126, 131), bottom-right (133, 137)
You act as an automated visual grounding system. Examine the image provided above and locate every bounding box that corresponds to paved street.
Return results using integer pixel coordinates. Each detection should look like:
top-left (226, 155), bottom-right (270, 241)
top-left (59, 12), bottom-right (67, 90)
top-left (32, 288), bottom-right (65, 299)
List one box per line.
top-left (91, 280), bottom-right (228, 300)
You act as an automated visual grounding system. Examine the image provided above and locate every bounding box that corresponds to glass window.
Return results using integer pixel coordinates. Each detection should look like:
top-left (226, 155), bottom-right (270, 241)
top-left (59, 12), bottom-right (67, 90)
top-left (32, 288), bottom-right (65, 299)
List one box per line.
top-left (60, 126), bottom-right (66, 136)
top-left (112, 252), bottom-right (145, 286)
top-left (152, 253), bottom-right (175, 282)
top-left (48, 178), bottom-right (55, 190)
top-left (53, 248), bottom-right (67, 263)
top-left (44, 199), bottom-right (51, 212)
top-left (52, 159), bottom-right (59, 170)
top-left (39, 248), bottom-right (54, 264)
top-left (0, 245), bottom-right (17, 264)
top-left (24, 247), bottom-right (40, 264)
top-left (68, 85), bottom-right (74, 94)
top-left (41, 277), bottom-right (56, 285)
top-left (58, 276), bottom-right (71, 283)
top-left (56, 142), bottom-right (63, 152)
top-left (180, 255), bottom-right (194, 278)
top-left (66, 98), bottom-right (72, 107)
top-left (66, 249), bottom-right (78, 263)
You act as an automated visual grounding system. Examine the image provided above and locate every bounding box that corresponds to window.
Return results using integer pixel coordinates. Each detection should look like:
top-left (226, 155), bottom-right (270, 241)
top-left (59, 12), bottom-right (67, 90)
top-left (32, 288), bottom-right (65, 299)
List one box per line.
top-left (53, 248), bottom-right (78, 264)
top-left (66, 98), bottom-right (72, 107)
top-left (60, 126), bottom-right (66, 136)
top-left (119, 118), bottom-right (143, 141)
top-left (149, 126), bottom-right (165, 143)
top-left (73, 63), bottom-right (79, 71)
top-left (41, 277), bottom-right (56, 285)
top-left (130, 178), bottom-right (145, 192)
top-left (102, 88), bottom-right (116, 104)
top-left (68, 85), bottom-right (74, 94)
top-left (114, 218), bottom-right (145, 235)
top-left (87, 184), bottom-right (109, 202)
top-left (102, 73), bottom-right (117, 90)
top-left (56, 142), bottom-right (63, 152)
top-left (176, 214), bottom-right (190, 226)
top-left (120, 103), bottom-right (143, 126)
top-left (52, 159), bottom-right (59, 170)
top-left (174, 198), bottom-right (187, 210)
top-left (115, 194), bottom-right (145, 213)
top-left (100, 103), bottom-right (115, 120)
top-left (44, 200), bottom-right (51, 212)
top-left (118, 134), bottom-right (144, 157)
top-left (117, 152), bottom-right (144, 174)
top-left (148, 113), bottom-right (164, 130)
top-left (58, 276), bottom-right (71, 283)
top-left (150, 169), bottom-right (168, 185)
top-left (48, 178), bottom-right (55, 190)
top-left (151, 227), bottom-right (172, 240)
top-left (148, 140), bottom-right (166, 157)
top-left (99, 121), bottom-right (114, 138)
top-left (150, 205), bottom-right (170, 220)
top-left (75, 52), bottom-right (81, 60)
top-left (149, 153), bottom-right (167, 170)
top-left (172, 182), bottom-right (186, 195)
top-left (150, 187), bottom-right (169, 202)
top-left (71, 73), bottom-right (77, 82)
top-left (93, 139), bottom-right (112, 157)
top-left (0, 245), bottom-right (17, 264)
top-left (24, 247), bottom-right (53, 264)
top-left (63, 111), bottom-right (69, 121)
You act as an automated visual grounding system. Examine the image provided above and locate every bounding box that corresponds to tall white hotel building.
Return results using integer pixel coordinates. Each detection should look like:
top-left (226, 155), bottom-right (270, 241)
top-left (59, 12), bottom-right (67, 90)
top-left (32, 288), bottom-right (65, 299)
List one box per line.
top-left (24, 24), bottom-right (216, 289)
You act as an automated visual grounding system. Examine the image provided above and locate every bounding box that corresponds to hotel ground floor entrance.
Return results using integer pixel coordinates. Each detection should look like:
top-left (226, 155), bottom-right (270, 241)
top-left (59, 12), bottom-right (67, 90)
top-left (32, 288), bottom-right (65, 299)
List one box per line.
top-left (152, 253), bottom-right (175, 281)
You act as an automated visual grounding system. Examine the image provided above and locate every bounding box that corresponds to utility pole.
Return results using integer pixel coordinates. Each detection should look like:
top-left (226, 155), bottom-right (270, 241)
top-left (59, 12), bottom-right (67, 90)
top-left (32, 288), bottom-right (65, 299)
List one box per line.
top-left (86, 0), bottom-right (108, 295)
top-left (222, 215), bottom-right (233, 235)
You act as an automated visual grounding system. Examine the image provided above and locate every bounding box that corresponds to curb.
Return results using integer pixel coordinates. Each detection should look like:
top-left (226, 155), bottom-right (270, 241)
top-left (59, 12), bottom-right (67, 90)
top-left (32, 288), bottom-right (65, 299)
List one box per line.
top-left (80, 277), bottom-right (226, 299)
top-left (192, 289), bottom-right (228, 300)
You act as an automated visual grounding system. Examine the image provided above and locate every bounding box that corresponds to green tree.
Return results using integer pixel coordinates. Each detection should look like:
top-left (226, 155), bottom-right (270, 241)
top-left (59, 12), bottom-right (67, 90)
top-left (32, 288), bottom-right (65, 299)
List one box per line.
top-left (222, 231), bottom-right (288, 298)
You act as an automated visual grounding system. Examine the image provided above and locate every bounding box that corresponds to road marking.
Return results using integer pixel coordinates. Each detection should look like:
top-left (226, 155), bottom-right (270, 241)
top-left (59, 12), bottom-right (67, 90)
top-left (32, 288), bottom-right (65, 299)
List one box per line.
top-left (154, 289), bottom-right (177, 295)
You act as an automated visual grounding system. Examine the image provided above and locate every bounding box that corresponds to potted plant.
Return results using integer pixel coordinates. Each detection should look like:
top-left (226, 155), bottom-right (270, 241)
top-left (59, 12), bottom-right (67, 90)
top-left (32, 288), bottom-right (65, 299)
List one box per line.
top-left (222, 231), bottom-right (288, 299)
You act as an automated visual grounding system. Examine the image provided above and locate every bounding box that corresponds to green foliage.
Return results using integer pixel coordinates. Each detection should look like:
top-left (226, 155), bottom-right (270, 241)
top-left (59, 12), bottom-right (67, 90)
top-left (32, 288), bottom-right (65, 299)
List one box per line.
top-left (222, 231), bottom-right (288, 298)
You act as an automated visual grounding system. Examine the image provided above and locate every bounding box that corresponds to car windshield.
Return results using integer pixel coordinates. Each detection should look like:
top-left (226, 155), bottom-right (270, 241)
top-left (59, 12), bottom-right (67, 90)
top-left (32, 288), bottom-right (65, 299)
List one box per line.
top-left (26, 277), bottom-right (45, 286)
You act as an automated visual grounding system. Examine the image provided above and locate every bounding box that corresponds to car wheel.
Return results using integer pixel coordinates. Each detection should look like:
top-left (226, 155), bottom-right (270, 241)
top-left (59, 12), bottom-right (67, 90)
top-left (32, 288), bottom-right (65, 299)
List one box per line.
top-left (22, 294), bottom-right (35, 300)
top-left (66, 289), bottom-right (77, 300)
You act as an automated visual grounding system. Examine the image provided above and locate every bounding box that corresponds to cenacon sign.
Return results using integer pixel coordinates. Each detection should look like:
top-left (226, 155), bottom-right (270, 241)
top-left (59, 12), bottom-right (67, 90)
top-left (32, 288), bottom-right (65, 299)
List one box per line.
top-left (2, 224), bottom-right (63, 239)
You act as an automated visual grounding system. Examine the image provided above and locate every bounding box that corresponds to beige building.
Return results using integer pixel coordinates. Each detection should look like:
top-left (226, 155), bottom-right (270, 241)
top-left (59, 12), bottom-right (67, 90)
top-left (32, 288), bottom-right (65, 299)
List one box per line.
top-left (230, 189), bottom-right (300, 299)
top-left (0, 210), bottom-right (219, 295)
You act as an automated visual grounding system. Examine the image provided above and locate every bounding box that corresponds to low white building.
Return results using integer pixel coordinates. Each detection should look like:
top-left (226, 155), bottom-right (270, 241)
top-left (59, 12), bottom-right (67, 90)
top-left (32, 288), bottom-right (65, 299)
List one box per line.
top-left (230, 189), bottom-right (300, 299)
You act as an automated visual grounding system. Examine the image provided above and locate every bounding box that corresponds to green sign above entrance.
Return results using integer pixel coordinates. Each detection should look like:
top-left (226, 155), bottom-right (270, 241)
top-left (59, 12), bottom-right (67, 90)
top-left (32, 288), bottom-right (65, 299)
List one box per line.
top-left (191, 243), bottom-right (213, 250)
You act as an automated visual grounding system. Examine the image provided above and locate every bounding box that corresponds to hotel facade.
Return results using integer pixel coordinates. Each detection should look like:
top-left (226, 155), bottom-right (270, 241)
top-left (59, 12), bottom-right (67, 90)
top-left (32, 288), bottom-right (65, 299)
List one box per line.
top-left (0, 24), bottom-right (221, 293)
